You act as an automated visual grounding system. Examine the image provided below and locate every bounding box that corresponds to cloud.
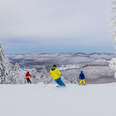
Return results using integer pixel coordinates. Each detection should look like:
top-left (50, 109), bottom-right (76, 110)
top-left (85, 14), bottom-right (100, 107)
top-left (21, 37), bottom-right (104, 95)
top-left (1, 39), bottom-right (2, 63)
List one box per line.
top-left (0, 0), bottom-right (114, 53)
top-left (0, 0), bottom-right (111, 39)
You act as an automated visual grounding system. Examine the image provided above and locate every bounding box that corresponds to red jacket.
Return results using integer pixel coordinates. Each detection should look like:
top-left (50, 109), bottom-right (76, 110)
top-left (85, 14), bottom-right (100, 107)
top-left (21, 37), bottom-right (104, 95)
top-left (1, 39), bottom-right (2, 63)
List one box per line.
top-left (26, 73), bottom-right (31, 79)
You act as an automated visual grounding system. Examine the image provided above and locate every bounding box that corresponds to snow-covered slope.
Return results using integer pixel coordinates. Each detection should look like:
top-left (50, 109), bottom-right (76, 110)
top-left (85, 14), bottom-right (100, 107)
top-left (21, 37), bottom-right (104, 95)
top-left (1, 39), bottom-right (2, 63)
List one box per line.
top-left (1, 83), bottom-right (116, 116)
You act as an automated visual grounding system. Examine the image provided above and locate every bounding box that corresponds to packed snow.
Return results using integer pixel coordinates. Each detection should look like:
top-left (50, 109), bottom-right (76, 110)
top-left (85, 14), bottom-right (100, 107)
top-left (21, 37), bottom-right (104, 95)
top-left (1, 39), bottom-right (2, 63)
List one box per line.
top-left (0, 83), bottom-right (116, 116)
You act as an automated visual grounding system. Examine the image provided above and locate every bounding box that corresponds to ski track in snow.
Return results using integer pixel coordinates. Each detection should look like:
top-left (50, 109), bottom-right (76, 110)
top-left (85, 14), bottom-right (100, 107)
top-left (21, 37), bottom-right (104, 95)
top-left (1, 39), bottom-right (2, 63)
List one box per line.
top-left (0, 83), bottom-right (116, 116)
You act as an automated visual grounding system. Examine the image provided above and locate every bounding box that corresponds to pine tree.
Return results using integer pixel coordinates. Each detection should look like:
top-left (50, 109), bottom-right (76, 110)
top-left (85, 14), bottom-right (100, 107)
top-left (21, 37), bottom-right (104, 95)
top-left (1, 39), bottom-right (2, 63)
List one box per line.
top-left (109, 0), bottom-right (116, 79)
top-left (40, 66), bottom-right (52, 84)
top-left (12, 63), bottom-right (26, 84)
top-left (0, 43), bottom-right (11, 83)
top-left (112, 0), bottom-right (116, 40)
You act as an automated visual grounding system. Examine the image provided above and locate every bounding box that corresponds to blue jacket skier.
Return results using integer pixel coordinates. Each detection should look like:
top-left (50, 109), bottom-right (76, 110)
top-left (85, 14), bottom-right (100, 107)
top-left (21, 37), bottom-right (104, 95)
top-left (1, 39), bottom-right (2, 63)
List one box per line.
top-left (79, 71), bottom-right (86, 85)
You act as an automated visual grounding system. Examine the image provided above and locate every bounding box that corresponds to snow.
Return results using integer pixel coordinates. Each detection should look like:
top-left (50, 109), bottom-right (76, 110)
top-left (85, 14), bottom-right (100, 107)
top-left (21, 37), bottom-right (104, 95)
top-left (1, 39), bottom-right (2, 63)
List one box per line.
top-left (0, 83), bottom-right (116, 116)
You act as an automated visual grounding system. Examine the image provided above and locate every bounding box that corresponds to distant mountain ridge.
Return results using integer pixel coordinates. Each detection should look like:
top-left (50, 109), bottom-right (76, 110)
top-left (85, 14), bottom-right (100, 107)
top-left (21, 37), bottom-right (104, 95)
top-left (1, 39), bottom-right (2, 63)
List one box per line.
top-left (7, 52), bottom-right (116, 70)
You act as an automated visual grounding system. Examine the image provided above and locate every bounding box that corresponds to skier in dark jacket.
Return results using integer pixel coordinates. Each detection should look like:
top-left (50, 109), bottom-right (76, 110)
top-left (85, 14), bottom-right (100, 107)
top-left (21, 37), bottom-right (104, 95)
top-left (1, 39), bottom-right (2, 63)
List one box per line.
top-left (79, 71), bottom-right (86, 85)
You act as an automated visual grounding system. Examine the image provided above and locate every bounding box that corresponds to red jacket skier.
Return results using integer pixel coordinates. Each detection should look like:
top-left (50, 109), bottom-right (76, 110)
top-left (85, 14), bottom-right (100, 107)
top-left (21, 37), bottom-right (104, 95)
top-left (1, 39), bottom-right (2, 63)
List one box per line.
top-left (25, 72), bottom-right (31, 84)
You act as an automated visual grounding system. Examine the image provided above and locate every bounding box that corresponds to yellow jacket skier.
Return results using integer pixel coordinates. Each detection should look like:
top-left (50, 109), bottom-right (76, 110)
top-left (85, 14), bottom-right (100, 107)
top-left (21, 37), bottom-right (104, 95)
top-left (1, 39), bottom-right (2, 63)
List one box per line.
top-left (50, 65), bottom-right (66, 87)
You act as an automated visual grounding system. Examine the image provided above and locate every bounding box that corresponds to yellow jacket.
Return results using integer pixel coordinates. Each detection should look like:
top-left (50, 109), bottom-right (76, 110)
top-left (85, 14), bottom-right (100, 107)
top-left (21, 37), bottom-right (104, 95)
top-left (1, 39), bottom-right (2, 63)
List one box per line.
top-left (50, 68), bottom-right (61, 80)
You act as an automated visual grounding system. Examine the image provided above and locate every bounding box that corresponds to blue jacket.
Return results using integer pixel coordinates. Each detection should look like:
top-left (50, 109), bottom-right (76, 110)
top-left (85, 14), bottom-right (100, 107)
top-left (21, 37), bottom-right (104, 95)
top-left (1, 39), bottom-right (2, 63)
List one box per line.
top-left (79, 72), bottom-right (85, 79)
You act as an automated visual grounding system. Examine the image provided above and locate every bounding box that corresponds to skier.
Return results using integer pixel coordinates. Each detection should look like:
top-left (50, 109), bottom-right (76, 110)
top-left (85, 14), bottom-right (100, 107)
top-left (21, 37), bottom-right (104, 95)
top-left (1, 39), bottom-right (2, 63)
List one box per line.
top-left (50, 65), bottom-right (66, 87)
top-left (25, 72), bottom-right (31, 84)
top-left (79, 71), bottom-right (86, 85)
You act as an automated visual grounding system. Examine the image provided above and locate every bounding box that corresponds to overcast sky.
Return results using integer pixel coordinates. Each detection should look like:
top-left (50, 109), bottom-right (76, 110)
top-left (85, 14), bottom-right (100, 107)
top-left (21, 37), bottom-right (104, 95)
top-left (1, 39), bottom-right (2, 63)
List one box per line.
top-left (0, 0), bottom-right (115, 53)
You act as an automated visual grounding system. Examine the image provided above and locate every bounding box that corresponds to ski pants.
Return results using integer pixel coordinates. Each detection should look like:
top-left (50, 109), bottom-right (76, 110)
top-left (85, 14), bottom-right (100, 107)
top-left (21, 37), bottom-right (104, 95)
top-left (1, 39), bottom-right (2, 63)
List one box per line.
top-left (79, 79), bottom-right (86, 85)
top-left (55, 78), bottom-right (66, 87)
top-left (26, 78), bottom-right (31, 84)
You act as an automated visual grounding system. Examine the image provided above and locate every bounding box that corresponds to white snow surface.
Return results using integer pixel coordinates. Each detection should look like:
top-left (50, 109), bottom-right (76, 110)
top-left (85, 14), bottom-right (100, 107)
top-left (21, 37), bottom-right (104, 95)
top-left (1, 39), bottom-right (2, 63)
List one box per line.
top-left (1, 83), bottom-right (116, 116)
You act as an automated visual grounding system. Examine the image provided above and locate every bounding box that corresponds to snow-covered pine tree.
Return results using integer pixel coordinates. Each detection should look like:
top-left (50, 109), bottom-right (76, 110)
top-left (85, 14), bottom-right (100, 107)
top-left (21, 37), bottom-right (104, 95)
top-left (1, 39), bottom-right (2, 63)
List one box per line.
top-left (109, 0), bottom-right (116, 78)
top-left (31, 68), bottom-right (37, 78)
top-left (29, 68), bottom-right (39, 83)
top-left (12, 63), bottom-right (26, 84)
top-left (112, 0), bottom-right (116, 38)
top-left (40, 66), bottom-right (52, 84)
top-left (0, 43), bottom-right (11, 83)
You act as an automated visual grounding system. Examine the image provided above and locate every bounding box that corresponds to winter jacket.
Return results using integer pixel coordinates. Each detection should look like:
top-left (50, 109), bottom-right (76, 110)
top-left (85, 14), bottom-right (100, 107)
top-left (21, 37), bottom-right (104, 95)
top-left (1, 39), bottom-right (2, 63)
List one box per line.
top-left (79, 72), bottom-right (85, 79)
top-left (50, 68), bottom-right (61, 80)
top-left (26, 73), bottom-right (31, 79)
